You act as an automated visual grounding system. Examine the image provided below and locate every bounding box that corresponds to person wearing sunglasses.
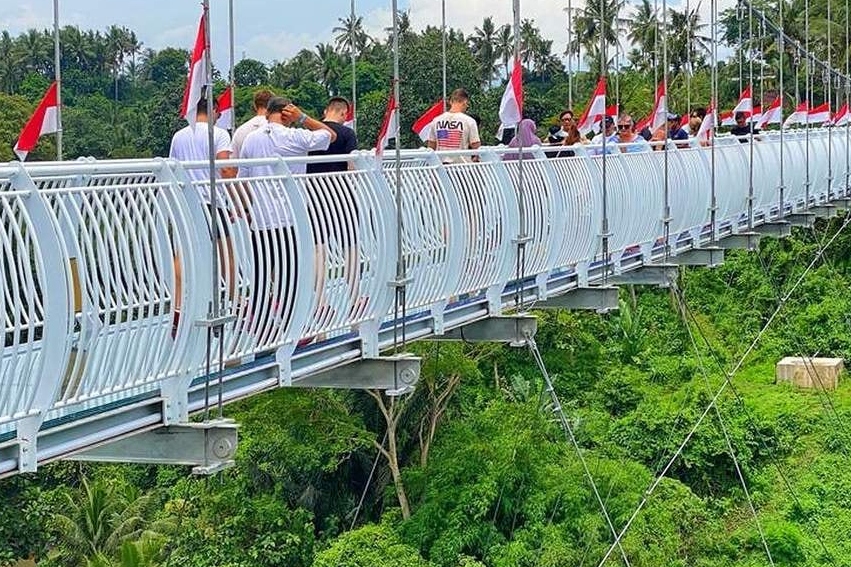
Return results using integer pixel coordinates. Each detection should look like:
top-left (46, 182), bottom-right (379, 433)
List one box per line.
top-left (612, 115), bottom-right (650, 153)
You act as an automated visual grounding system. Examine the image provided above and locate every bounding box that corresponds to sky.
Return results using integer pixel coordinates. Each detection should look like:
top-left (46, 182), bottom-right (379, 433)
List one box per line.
top-left (0, 0), bottom-right (733, 73)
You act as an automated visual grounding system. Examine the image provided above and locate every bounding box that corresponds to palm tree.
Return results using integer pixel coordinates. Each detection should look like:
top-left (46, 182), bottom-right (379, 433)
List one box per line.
top-left (470, 17), bottom-right (500, 87)
top-left (0, 31), bottom-right (20, 92)
top-left (494, 24), bottom-right (513, 80)
top-left (16, 29), bottom-right (52, 75)
top-left (569, 0), bottom-right (628, 76)
top-left (315, 43), bottom-right (343, 95)
top-left (333, 15), bottom-right (370, 56)
top-left (667, 4), bottom-right (712, 75)
top-left (627, 0), bottom-right (659, 72)
top-left (53, 478), bottom-right (153, 565)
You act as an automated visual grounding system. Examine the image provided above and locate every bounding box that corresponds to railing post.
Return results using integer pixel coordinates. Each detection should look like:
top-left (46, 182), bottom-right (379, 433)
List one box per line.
top-left (9, 164), bottom-right (72, 472)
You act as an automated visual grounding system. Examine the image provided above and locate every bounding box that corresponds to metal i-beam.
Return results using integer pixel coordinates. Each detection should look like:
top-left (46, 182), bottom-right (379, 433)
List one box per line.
top-left (753, 221), bottom-right (792, 238)
top-left (609, 264), bottom-right (678, 287)
top-left (666, 246), bottom-right (725, 267)
top-left (290, 354), bottom-right (421, 395)
top-left (536, 286), bottom-right (619, 313)
top-left (717, 232), bottom-right (761, 250)
top-left (432, 314), bottom-right (537, 345)
top-left (67, 420), bottom-right (239, 475)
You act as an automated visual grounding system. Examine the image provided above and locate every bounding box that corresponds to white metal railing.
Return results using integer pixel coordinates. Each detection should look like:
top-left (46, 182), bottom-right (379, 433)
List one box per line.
top-left (0, 129), bottom-right (848, 441)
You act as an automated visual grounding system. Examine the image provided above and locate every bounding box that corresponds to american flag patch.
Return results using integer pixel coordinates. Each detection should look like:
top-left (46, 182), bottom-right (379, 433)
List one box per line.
top-left (436, 128), bottom-right (463, 149)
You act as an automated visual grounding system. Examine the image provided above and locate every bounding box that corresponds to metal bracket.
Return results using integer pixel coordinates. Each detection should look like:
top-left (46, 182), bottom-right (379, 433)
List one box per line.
top-left (536, 287), bottom-right (619, 313)
top-left (290, 353), bottom-right (421, 395)
top-left (67, 420), bottom-right (239, 475)
top-left (665, 246), bottom-right (725, 267)
top-left (431, 314), bottom-right (537, 345)
top-left (753, 221), bottom-right (792, 238)
top-left (195, 313), bottom-right (237, 327)
top-left (717, 232), bottom-right (761, 250)
top-left (609, 264), bottom-right (678, 288)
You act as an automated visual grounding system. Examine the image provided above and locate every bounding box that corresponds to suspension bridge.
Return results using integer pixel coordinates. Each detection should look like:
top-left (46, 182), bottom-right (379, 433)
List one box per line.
top-left (2, 129), bottom-right (849, 478)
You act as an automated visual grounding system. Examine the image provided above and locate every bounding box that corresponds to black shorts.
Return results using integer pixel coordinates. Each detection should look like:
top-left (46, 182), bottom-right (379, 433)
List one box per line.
top-left (206, 206), bottom-right (231, 239)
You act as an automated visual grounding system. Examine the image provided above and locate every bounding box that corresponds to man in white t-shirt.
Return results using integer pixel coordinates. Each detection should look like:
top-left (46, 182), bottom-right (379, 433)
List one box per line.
top-left (427, 88), bottom-right (481, 163)
top-left (168, 96), bottom-right (236, 330)
top-left (231, 88), bottom-right (273, 159)
top-left (239, 96), bottom-right (336, 344)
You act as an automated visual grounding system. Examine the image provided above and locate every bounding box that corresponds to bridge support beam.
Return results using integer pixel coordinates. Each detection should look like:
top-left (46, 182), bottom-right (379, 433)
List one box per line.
top-left (786, 212), bottom-right (816, 228)
top-left (717, 232), bottom-right (760, 250)
top-left (610, 264), bottom-right (677, 287)
top-left (432, 314), bottom-right (537, 345)
top-left (810, 204), bottom-right (838, 219)
top-left (535, 287), bottom-right (619, 313)
top-left (753, 221), bottom-right (792, 238)
top-left (291, 354), bottom-right (421, 395)
top-left (830, 197), bottom-right (851, 210)
top-left (666, 247), bottom-right (725, 267)
top-left (67, 420), bottom-right (239, 475)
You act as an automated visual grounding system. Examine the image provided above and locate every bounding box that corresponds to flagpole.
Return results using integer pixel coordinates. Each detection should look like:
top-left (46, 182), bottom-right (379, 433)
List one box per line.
top-left (662, 0), bottom-right (670, 261)
top-left (228, 0), bottom-right (235, 136)
top-left (567, 0), bottom-right (573, 109)
top-left (390, 0), bottom-right (407, 351)
top-left (441, 0), bottom-right (447, 108)
top-left (600, 0), bottom-right (610, 284)
top-left (512, 0), bottom-right (529, 311)
top-left (53, 0), bottom-right (62, 160)
top-left (351, 0), bottom-right (358, 133)
top-left (710, 0), bottom-right (718, 243)
top-left (778, 0), bottom-right (785, 219)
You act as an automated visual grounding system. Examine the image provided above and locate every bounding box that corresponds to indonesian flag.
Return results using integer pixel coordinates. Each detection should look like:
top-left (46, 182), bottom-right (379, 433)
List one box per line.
top-left (757, 96), bottom-right (782, 129)
top-left (720, 111), bottom-right (735, 126)
top-left (180, 13), bottom-right (208, 128)
top-left (216, 86), bottom-right (233, 131)
top-left (832, 103), bottom-right (849, 126)
top-left (343, 104), bottom-right (355, 129)
top-left (498, 58), bottom-right (524, 130)
top-left (680, 114), bottom-right (690, 128)
top-left (14, 81), bottom-right (59, 161)
top-left (808, 102), bottom-right (831, 124)
top-left (577, 77), bottom-right (607, 136)
top-left (412, 100), bottom-right (444, 142)
top-left (606, 104), bottom-right (619, 118)
top-left (783, 101), bottom-right (809, 127)
top-left (732, 84), bottom-right (753, 115)
top-left (696, 102), bottom-right (715, 141)
top-left (748, 106), bottom-right (762, 124)
top-left (375, 89), bottom-right (398, 158)
top-left (649, 82), bottom-right (668, 132)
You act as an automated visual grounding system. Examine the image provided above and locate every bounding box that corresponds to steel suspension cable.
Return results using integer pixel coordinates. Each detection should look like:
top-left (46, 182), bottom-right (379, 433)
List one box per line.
top-left (595, 214), bottom-right (851, 567)
top-left (525, 336), bottom-right (631, 567)
top-left (662, 0), bottom-right (671, 262)
top-left (747, 0), bottom-right (755, 231)
top-left (827, 0), bottom-right (833, 201)
top-left (805, 0), bottom-right (811, 210)
top-left (778, 0), bottom-right (786, 219)
top-left (671, 284), bottom-right (776, 567)
top-left (710, 0), bottom-right (718, 242)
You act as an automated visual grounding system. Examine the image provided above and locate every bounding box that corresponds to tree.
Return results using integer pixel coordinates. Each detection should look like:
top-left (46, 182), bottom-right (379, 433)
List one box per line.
top-left (470, 17), bottom-right (500, 87)
top-left (333, 15), bottom-right (371, 57)
top-left (627, 0), bottom-right (659, 73)
top-left (494, 24), bottom-right (513, 81)
top-left (233, 58), bottom-right (268, 87)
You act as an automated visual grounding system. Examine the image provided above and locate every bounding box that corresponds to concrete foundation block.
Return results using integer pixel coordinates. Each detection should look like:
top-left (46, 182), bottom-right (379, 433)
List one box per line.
top-left (775, 357), bottom-right (845, 390)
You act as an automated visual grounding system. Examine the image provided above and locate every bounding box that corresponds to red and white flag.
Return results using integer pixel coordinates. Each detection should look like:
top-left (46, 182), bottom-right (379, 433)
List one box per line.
top-left (412, 100), bottom-right (444, 142)
top-left (748, 106), bottom-right (762, 124)
top-left (696, 102), bottom-right (715, 141)
top-left (180, 13), bottom-right (208, 129)
top-left (808, 102), bottom-right (831, 124)
top-left (832, 103), bottom-right (849, 126)
top-left (757, 96), bottom-right (782, 129)
top-left (783, 101), bottom-right (809, 127)
top-left (720, 111), bottom-right (735, 126)
top-left (343, 104), bottom-right (355, 129)
top-left (649, 82), bottom-right (668, 132)
top-left (14, 81), bottom-right (59, 161)
top-left (375, 89), bottom-right (398, 158)
top-left (732, 84), bottom-right (753, 115)
top-left (216, 86), bottom-right (233, 131)
top-left (606, 104), bottom-right (619, 118)
top-left (577, 77), bottom-right (607, 136)
top-left (498, 58), bottom-right (524, 131)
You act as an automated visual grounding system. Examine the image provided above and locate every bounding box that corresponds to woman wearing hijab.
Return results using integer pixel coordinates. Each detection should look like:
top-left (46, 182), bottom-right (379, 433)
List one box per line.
top-left (503, 118), bottom-right (543, 160)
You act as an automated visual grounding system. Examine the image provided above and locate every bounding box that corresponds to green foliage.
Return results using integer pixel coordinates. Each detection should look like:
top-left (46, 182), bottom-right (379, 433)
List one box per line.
top-left (312, 521), bottom-right (430, 567)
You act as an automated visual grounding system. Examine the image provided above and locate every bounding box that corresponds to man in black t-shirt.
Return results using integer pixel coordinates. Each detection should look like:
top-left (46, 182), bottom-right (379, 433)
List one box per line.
top-left (307, 98), bottom-right (358, 173)
top-left (729, 111), bottom-right (760, 142)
